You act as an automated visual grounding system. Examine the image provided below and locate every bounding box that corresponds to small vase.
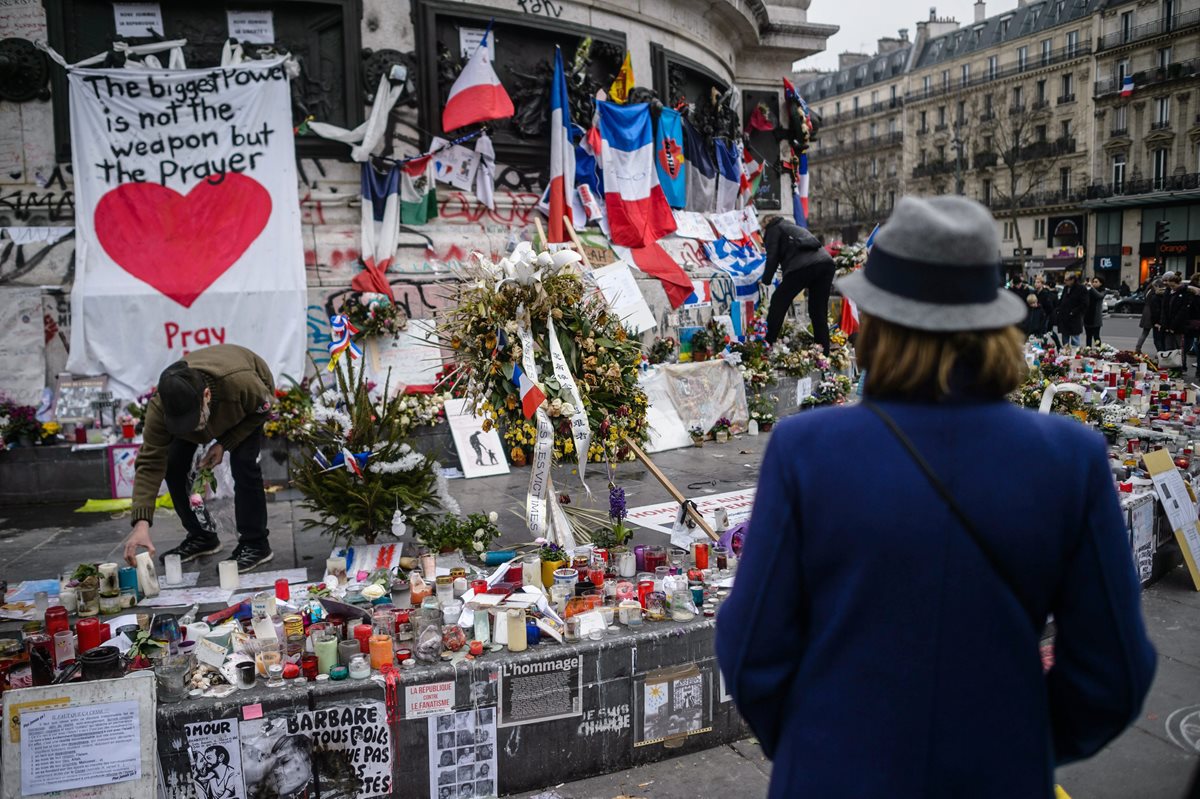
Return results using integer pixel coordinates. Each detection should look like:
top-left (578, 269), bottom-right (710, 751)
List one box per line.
top-left (760, 422), bottom-right (774, 432)
top-left (691, 437), bottom-right (705, 448)
top-left (716, 431), bottom-right (729, 443)
top-left (693, 351), bottom-right (709, 363)
top-left (541, 559), bottom-right (565, 588)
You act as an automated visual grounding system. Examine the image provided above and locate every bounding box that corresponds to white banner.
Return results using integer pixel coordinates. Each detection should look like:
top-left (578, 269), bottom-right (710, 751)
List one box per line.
top-left (66, 58), bottom-right (306, 397)
top-left (545, 314), bottom-right (590, 490)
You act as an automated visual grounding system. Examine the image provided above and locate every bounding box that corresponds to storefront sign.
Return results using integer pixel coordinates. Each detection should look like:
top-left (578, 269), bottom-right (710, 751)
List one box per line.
top-left (406, 681), bottom-right (456, 719)
top-left (498, 655), bottom-right (583, 727)
top-left (66, 57), bottom-right (306, 396)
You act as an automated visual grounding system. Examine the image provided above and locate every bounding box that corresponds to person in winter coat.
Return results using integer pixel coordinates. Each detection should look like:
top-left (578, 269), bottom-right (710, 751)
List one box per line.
top-left (1033, 275), bottom-right (1061, 347)
top-left (1021, 293), bottom-right (1049, 341)
top-left (1084, 276), bottom-right (1106, 346)
top-left (1163, 273), bottom-right (1190, 354)
top-left (1055, 272), bottom-right (1086, 347)
top-left (761, 216), bottom-right (837, 350)
top-left (716, 196), bottom-right (1155, 799)
top-left (1136, 279), bottom-right (1164, 354)
top-left (123, 344), bottom-right (276, 573)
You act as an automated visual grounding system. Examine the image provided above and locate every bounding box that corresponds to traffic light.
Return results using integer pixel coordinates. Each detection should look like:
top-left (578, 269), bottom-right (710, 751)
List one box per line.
top-left (1155, 220), bottom-right (1171, 243)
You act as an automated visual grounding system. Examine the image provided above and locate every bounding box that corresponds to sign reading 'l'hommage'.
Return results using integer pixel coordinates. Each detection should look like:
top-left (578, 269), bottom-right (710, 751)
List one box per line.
top-left (66, 58), bottom-right (306, 396)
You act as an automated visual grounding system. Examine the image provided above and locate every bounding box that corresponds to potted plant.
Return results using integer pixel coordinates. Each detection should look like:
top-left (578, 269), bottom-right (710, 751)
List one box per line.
top-left (538, 541), bottom-right (568, 587)
top-left (417, 512), bottom-right (501, 559)
top-left (39, 421), bottom-right (62, 446)
top-left (711, 417), bottom-right (732, 443)
top-left (688, 425), bottom-right (706, 447)
top-left (0, 398), bottom-right (40, 448)
top-left (749, 392), bottom-right (778, 432)
top-left (648, 336), bottom-right (677, 365)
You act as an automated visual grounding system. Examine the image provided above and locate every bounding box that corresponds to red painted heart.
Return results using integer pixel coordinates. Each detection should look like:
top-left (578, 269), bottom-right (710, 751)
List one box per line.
top-left (94, 175), bottom-right (272, 308)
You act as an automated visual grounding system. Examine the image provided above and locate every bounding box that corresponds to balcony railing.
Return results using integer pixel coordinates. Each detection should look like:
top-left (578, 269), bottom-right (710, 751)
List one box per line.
top-left (973, 151), bottom-right (998, 169)
top-left (1110, 127), bottom-right (1128, 137)
top-left (1085, 172), bottom-right (1200, 199)
top-left (810, 131), bottom-right (904, 159)
top-left (1031, 99), bottom-right (1050, 111)
top-left (980, 111), bottom-right (996, 122)
top-left (816, 97), bottom-right (905, 125)
top-left (906, 41), bottom-right (1093, 102)
top-left (1150, 120), bottom-right (1171, 130)
top-left (988, 187), bottom-right (1090, 211)
top-left (1057, 93), bottom-right (1076, 104)
top-left (934, 123), bottom-right (948, 132)
top-left (1009, 103), bottom-right (1027, 115)
top-left (1097, 9), bottom-right (1200, 51)
top-left (1094, 57), bottom-right (1199, 97)
top-left (1016, 137), bottom-right (1077, 161)
top-left (911, 160), bottom-right (958, 178)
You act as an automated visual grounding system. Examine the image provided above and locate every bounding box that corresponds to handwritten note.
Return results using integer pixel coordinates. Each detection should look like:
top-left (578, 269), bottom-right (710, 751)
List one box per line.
top-left (21, 700), bottom-right (141, 795)
top-left (592, 262), bottom-right (657, 334)
top-left (112, 2), bottom-right (163, 37)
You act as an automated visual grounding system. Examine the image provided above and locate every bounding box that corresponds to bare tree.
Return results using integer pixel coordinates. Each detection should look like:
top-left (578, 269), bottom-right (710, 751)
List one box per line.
top-left (972, 98), bottom-right (1068, 259)
top-left (816, 157), bottom-right (877, 239)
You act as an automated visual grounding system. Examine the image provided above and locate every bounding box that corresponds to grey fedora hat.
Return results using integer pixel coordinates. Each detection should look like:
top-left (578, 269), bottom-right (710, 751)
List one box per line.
top-left (836, 195), bottom-right (1027, 332)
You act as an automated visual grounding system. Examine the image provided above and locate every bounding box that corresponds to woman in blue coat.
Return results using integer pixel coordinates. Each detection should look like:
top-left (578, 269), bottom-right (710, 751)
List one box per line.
top-left (717, 195), bottom-right (1155, 799)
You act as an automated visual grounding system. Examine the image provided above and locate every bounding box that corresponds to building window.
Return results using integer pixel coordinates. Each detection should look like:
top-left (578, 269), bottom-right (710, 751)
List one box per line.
top-left (1117, 59), bottom-right (1130, 81)
top-left (888, 117), bottom-right (897, 134)
top-left (1060, 119), bottom-right (1072, 140)
top-left (1035, 218), bottom-right (1047, 239)
top-left (1035, 124), bottom-right (1047, 143)
top-left (1041, 38), bottom-right (1052, 65)
top-left (961, 63), bottom-right (970, 86)
top-left (835, 101), bottom-right (841, 115)
top-left (982, 178), bottom-right (992, 205)
top-left (984, 93), bottom-right (994, 114)
top-left (1036, 79), bottom-right (1047, 102)
top-left (956, 101), bottom-right (965, 123)
top-left (890, 85), bottom-right (897, 102)
top-left (1165, 0), bottom-right (1176, 30)
top-left (1157, 47), bottom-right (1172, 69)
top-left (1120, 10), bottom-right (1133, 42)
top-left (870, 157), bottom-right (878, 176)
top-left (941, 69), bottom-right (949, 88)
top-left (1114, 104), bottom-right (1127, 131)
top-left (1156, 96), bottom-right (1170, 125)
top-left (853, 97), bottom-right (859, 112)
top-left (919, 110), bottom-right (927, 131)
top-left (1153, 148), bottom-right (1168, 187)
top-left (938, 106), bottom-right (946, 125)
top-left (1059, 167), bottom-right (1071, 196)
top-left (936, 144), bottom-right (946, 161)
top-left (1112, 153), bottom-right (1126, 190)
top-left (869, 122), bottom-right (877, 138)
top-left (1066, 30), bottom-right (1079, 57)
top-left (1017, 46), bottom-right (1028, 70)
top-left (870, 193), bottom-right (878, 212)
top-left (923, 75), bottom-right (932, 93)
top-left (1013, 85), bottom-right (1024, 107)
top-left (870, 90), bottom-right (879, 105)
top-left (1060, 73), bottom-right (1073, 99)
top-left (983, 134), bottom-right (993, 151)
top-left (920, 148), bottom-right (927, 165)
top-left (987, 56), bottom-right (998, 79)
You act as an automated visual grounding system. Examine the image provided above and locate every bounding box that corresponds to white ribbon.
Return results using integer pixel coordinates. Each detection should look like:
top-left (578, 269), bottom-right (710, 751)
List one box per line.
top-left (516, 312), bottom-right (553, 539)
top-left (546, 314), bottom-right (591, 493)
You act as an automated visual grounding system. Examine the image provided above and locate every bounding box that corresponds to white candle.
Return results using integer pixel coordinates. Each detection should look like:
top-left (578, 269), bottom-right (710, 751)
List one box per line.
top-left (163, 554), bottom-right (183, 585)
top-left (218, 560), bottom-right (240, 591)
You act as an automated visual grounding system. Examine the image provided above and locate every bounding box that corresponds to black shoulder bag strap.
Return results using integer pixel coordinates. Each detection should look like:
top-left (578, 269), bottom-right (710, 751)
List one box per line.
top-left (863, 401), bottom-right (1035, 626)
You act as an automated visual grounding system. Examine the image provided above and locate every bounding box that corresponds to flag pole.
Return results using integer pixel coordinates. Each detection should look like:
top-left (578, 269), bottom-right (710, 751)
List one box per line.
top-left (622, 436), bottom-right (720, 542)
top-left (562, 215), bottom-right (594, 270)
top-left (533, 217), bottom-right (547, 250)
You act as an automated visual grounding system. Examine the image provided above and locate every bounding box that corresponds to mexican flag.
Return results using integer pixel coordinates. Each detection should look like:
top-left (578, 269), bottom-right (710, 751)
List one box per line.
top-left (400, 155), bottom-right (438, 224)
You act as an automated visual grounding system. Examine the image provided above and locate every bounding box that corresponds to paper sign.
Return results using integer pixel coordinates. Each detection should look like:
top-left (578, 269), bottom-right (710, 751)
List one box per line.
top-left (592, 262), bottom-right (657, 334)
top-left (112, 2), bottom-right (163, 36)
top-left (406, 681), bottom-right (455, 719)
top-left (139, 586), bottom-right (233, 607)
top-left (796, 377), bottom-right (813, 405)
top-left (709, 210), bottom-right (745, 241)
top-left (428, 707), bottom-right (497, 799)
top-left (459, 27), bottom-right (495, 59)
top-left (431, 138), bottom-right (480, 190)
top-left (184, 717), bottom-right (246, 799)
top-left (287, 702), bottom-right (392, 798)
top-left (370, 319), bottom-right (442, 389)
top-left (227, 10), bottom-right (275, 43)
top-left (740, 206), bottom-right (760, 238)
top-left (242, 703), bottom-right (263, 720)
top-left (1129, 496), bottom-right (1155, 583)
top-left (1143, 448), bottom-right (1200, 590)
top-left (672, 211), bottom-right (716, 240)
top-left (628, 488), bottom-right (756, 535)
top-left (21, 700), bottom-right (141, 795)
top-left (445, 398), bottom-right (509, 479)
top-left (238, 567), bottom-right (309, 591)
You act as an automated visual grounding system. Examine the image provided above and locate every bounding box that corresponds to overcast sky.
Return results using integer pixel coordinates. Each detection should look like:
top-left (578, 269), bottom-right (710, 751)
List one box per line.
top-left (797, 0), bottom-right (1022, 72)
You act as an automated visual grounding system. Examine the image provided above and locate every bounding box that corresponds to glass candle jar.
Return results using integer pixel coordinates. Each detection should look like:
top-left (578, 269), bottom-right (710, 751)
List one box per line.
top-left (44, 606), bottom-right (69, 637)
top-left (275, 579), bottom-right (291, 601)
top-left (642, 546), bottom-right (667, 574)
top-left (99, 591), bottom-right (123, 615)
top-left (163, 553), bottom-right (184, 585)
top-left (369, 634), bottom-right (394, 669)
top-left (521, 554), bottom-right (543, 589)
top-left (472, 603), bottom-right (491, 644)
top-left (645, 591), bottom-right (668, 621)
top-left (256, 644), bottom-right (282, 676)
top-left (615, 548), bottom-right (637, 578)
top-left (713, 546), bottom-right (729, 570)
top-left (614, 581), bottom-right (636, 603)
top-left (77, 586), bottom-right (100, 618)
top-left (314, 631), bottom-right (338, 675)
top-left (338, 639), bottom-right (360, 667)
top-left (53, 630), bottom-right (75, 669)
top-left (235, 661), bottom-right (256, 690)
top-left (119, 587), bottom-right (137, 609)
top-left (692, 542), bottom-right (710, 570)
top-left (435, 576), bottom-right (454, 605)
top-left (26, 633), bottom-right (54, 686)
top-left (300, 653), bottom-right (320, 681)
top-left (76, 617), bottom-right (101, 653)
top-left (348, 654), bottom-right (370, 679)
top-left (59, 586), bottom-right (78, 614)
top-left (372, 609), bottom-right (396, 636)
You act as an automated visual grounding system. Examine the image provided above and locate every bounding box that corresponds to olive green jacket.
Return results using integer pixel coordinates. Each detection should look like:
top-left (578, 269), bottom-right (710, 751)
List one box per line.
top-left (131, 345), bottom-right (274, 525)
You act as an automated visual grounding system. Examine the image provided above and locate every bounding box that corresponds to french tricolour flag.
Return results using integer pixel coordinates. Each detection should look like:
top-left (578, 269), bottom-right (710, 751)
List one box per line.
top-left (442, 25), bottom-right (514, 132)
top-left (547, 47), bottom-right (576, 243)
top-left (596, 101), bottom-right (677, 247)
top-left (512, 364), bottom-right (546, 419)
top-left (793, 153), bottom-right (810, 228)
top-left (1120, 74), bottom-right (1135, 98)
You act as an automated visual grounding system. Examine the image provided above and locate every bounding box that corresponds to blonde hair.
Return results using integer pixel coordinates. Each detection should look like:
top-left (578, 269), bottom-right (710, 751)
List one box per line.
top-left (857, 313), bottom-right (1027, 400)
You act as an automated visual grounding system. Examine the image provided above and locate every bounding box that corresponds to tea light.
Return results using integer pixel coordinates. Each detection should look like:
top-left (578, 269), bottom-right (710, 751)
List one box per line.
top-left (348, 654), bottom-right (370, 679)
top-left (218, 561), bottom-right (240, 591)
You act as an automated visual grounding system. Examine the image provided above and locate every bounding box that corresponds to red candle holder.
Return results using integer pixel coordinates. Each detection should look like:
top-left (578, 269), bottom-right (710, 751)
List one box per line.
top-left (44, 607), bottom-right (69, 638)
top-left (301, 654), bottom-right (319, 681)
top-left (275, 579), bottom-right (290, 601)
top-left (76, 617), bottom-right (101, 653)
top-left (353, 623), bottom-right (373, 653)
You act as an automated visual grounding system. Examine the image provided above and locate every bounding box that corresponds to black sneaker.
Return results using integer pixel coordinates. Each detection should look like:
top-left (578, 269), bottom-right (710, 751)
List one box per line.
top-left (161, 536), bottom-right (222, 564)
top-left (229, 543), bottom-right (274, 573)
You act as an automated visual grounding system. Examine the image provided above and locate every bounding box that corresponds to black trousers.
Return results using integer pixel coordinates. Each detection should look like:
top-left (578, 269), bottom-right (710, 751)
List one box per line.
top-left (1085, 326), bottom-right (1102, 347)
top-left (765, 260), bottom-right (836, 351)
top-left (165, 426), bottom-right (268, 546)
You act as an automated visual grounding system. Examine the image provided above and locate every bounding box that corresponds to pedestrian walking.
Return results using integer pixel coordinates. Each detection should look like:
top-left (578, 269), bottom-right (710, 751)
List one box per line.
top-left (717, 196), bottom-right (1155, 799)
top-left (1084, 276), bottom-right (1105, 347)
top-left (1163, 273), bottom-right (1190, 355)
top-left (1135, 279), bottom-right (1163, 354)
top-left (1119, 280), bottom-right (1131, 297)
top-left (761, 216), bottom-right (836, 351)
top-left (1055, 272), bottom-right (1086, 348)
top-left (123, 344), bottom-right (276, 573)
top-left (1021, 293), bottom-right (1049, 342)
